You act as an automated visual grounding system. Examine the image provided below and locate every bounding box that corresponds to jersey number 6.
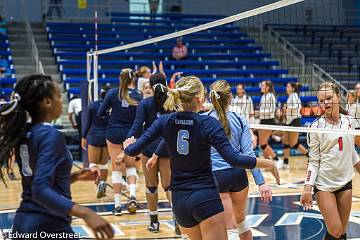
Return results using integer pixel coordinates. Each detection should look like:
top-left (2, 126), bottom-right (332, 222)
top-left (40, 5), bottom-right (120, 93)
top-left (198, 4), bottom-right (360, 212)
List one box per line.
top-left (177, 130), bottom-right (189, 155)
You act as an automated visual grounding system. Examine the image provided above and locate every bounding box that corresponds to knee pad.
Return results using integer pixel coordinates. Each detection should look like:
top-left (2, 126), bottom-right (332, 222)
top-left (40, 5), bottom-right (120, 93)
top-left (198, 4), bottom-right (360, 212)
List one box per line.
top-left (260, 144), bottom-right (267, 150)
top-left (146, 186), bottom-right (158, 194)
top-left (291, 142), bottom-right (300, 149)
top-left (99, 163), bottom-right (108, 170)
top-left (126, 167), bottom-right (138, 177)
top-left (227, 229), bottom-right (239, 240)
top-left (237, 219), bottom-right (251, 234)
top-left (324, 231), bottom-right (343, 240)
top-left (283, 144), bottom-right (290, 149)
top-left (112, 171), bottom-right (122, 184)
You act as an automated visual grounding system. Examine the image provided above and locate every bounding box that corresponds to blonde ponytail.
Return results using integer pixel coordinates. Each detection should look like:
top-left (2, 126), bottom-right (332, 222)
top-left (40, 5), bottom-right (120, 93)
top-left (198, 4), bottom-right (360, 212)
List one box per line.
top-left (209, 80), bottom-right (232, 137)
top-left (119, 68), bottom-right (138, 106)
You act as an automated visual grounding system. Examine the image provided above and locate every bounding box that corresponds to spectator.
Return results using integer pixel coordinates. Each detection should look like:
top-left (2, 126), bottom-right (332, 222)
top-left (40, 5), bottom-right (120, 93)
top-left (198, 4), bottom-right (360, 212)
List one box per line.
top-left (149, 0), bottom-right (159, 18)
top-left (347, 90), bottom-right (360, 147)
top-left (172, 38), bottom-right (188, 60)
top-left (229, 83), bottom-right (255, 123)
top-left (47, 0), bottom-right (63, 19)
top-left (0, 16), bottom-right (7, 35)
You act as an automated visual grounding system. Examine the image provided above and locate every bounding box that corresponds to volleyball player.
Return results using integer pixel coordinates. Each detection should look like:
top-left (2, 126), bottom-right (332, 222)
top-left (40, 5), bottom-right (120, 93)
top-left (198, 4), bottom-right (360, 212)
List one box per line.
top-left (346, 90), bottom-right (360, 147)
top-left (300, 82), bottom-right (359, 240)
top-left (81, 85), bottom-right (110, 199)
top-left (229, 83), bottom-right (255, 124)
top-left (124, 76), bottom-right (280, 240)
top-left (126, 73), bottom-right (177, 233)
top-left (258, 80), bottom-right (282, 167)
top-left (97, 69), bottom-right (142, 215)
top-left (282, 82), bottom-right (308, 169)
top-left (0, 75), bottom-right (113, 239)
top-left (208, 80), bottom-right (275, 240)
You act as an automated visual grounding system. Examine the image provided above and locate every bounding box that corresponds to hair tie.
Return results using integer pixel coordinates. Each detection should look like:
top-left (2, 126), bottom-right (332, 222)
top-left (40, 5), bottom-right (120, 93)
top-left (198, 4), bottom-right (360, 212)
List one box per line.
top-left (209, 89), bottom-right (220, 99)
top-left (1, 93), bottom-right (22, 115)
top-left (175, 85), bottom-right (191, 92)
top-left (121, 68), bottom-right (133, 78)
top-left (153, 83), bottom-right (166, 93)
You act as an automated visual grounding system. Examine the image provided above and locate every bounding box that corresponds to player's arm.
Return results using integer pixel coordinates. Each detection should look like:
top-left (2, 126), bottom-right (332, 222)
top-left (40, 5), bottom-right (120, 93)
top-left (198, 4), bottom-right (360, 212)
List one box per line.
top-left (127, 100), bottom-right (146, 138)
top-left (353, 148), bottom-right (360, 174)
top-left (300, 131), bottom-right (320, 210)
top-left (124, 115), bottom-right (165, 156)
top-left (81, 105), bottom-right (92, 150)
top-left (32, 130), bottom-right (75, 218)
top-left (97, 89), bottom-right (112, 117)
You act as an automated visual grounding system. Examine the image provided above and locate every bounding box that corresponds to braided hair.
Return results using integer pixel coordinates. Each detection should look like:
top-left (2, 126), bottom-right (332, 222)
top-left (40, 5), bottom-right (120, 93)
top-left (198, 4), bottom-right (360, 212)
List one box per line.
top-left (0, 74), bottom-right (56, 183)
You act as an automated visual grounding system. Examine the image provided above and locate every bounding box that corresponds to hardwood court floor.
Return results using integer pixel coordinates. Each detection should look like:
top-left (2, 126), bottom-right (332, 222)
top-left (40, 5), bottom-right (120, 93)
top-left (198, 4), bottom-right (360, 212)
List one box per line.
top-left (1, 156), bottom-right (360, 239)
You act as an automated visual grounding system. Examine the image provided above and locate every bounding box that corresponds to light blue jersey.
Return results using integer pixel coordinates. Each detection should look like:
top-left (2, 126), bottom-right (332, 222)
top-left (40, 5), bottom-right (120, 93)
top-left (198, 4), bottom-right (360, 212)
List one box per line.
top-left (206, 110), bottom-right (265, 185)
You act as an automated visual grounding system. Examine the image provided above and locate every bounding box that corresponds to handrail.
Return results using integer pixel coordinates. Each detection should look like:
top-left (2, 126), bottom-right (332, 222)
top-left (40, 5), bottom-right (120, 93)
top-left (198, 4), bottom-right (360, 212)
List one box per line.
top-left (21, 0), bottom-right (45, 75)
top-left (267, 25), bottom-right (306, 77)
top-left (312, 63), bottom-right (348, 94)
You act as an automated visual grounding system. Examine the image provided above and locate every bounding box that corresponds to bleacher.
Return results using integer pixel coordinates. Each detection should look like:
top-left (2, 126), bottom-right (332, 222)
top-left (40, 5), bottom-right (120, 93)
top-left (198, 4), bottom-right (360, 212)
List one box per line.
top-left (0, 31), bottom-right (16, 100)
top-left (269, 24), bottom-right (360, 88)
top-left (47, 13), bottom-right (318, 125)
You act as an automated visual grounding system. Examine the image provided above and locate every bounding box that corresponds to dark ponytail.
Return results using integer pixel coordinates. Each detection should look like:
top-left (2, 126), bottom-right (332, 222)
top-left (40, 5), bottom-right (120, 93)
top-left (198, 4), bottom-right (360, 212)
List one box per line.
top-left (0, 74), bottom-right (55, 183)
top-left (150, 73), bottom-right (168, 113)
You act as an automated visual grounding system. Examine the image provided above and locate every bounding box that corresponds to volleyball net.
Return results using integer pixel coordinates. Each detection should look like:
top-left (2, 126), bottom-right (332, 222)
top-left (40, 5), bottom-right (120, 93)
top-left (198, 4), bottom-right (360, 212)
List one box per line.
top-left (86, 0), bottom-right (360, 137)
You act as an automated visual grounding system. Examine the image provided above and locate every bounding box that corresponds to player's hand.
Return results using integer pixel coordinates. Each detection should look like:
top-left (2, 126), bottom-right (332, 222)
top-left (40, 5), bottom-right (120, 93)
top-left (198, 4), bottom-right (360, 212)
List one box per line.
top-left (146, 154), bottom-right (159, 170)
top-left (259, 183), bottom-right (272, 203)
top-left (269, 162), bottom-right (280, 185)
top-left (81, 138), bottom-right (87, 150)
top-left (152, 61), bottom-right (157, 73)
top-left (83, 210), bottom-right (114, 239)
top-left (123, 136), bottom-right (136, 149)
top-left (171, 72), bottom-right (183, 80)
top-left (76, 168), bottom-right (100, 184)
top-left (300, 189), bottom-right (313, 211)
top-left (159, 61), bottom-right (165, 75)
top-left (115, 152), bottom-right (125, 165)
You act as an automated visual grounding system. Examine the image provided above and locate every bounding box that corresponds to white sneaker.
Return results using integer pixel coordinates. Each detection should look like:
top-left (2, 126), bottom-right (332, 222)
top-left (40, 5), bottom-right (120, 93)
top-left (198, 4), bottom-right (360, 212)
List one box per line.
top-left (276, 158), bottom-right (284, 169)
top-left (283, 163), bottom-right (290, 170)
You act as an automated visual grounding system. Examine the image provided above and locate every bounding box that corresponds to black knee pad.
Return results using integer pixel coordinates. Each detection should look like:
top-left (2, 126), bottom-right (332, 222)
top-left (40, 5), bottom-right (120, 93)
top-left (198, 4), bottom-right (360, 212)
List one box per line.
top-left (146, 186), bottom-right (158, 194)
top-left (283, 144), bottom-right (290, 149)
top-left (291, 142), bottom-right (300, 149)
top-left (324, 232), bottom-right (343, 240)
top-left (260, 144), bottom-right (267, 150)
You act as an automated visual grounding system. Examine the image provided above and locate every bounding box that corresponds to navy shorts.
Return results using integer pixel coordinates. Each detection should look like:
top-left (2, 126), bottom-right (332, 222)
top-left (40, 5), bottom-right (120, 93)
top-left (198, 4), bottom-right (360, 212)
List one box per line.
top-left (172, 187), bottom-right (224, 228)
top-left (106, 126), bottom-right (129, 145)
top-left (12, 212), bottom-right (77, 239)
top-left (214, 168), bottom-right (249, 193)
top-left (87, 132), bottom-right (107, 147)
top-left (142, 138), bottom-right (169, 158)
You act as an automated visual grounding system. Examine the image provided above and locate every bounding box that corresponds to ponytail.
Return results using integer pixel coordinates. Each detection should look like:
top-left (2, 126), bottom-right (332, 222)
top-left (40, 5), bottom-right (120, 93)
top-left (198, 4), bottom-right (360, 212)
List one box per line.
top-left (209, 80), bottom-right (232, 137)
top-left (119, 68), bottom-right (138, 106)
top-left (150, 73), bottom-right (167, 113)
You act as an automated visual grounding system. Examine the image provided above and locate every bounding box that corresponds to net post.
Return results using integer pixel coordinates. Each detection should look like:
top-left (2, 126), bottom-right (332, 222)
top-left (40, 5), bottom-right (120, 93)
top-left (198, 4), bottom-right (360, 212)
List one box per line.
top-left (86, 52), bottom-right (92, 102)
top-left (93, 52), bottom-right (99, 101)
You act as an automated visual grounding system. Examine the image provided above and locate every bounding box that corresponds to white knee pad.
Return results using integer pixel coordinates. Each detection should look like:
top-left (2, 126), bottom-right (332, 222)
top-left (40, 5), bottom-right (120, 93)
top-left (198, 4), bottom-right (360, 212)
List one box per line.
top-left (112, 171), bottom-right (122, 184)
top-left (99, 163), bottom-right (108, 170)
top-left (227, 229), bottom-right (240, 240)
top-left (181, 234), bottom-right (189, 240)
top-left (126, 167), bottom-right (137, 177)
top-left (237, 219), bottom-right (251, 234)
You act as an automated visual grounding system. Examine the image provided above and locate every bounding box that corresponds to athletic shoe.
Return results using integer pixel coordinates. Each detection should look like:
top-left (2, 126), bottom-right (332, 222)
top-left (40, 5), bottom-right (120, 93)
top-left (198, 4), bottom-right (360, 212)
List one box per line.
top-left (174, 219), bottom-right (181, 235)
top-left (276, 158), bottom-right (284, 169)
top-left (148, 222), bottom-right (160, 233)
top-left (112, 206), bottom-right (122, 216)
top-left (96, 181), bottom-right (107, 199)
top-left (283, 163), bottom-right (290, 170)
top-left (127, 196), bottom-right (137, 214)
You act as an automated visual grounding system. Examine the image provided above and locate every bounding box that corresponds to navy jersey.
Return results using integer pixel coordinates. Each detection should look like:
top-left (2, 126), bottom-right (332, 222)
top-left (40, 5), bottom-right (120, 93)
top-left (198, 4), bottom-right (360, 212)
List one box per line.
top-left (127, 96), bottom-right (161, 138)
top-left (16, 123), bottom-right (74, 224)
top-left (82, 100), bottom-right (109, 138)
top-left (97, 88), bottom-right (143, 128)
top-left (125, 111), bottom-right (256, 190)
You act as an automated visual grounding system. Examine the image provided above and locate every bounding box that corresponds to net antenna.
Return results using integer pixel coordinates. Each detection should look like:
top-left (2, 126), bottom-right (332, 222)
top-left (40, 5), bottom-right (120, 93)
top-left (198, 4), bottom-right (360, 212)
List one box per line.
top-left (86, 10), bottom-right (99, 102)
